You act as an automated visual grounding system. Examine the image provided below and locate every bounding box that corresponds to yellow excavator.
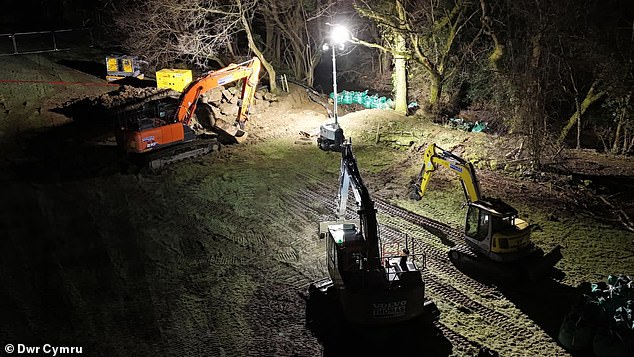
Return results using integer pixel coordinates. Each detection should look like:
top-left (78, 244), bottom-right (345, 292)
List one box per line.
top-left (411, 143), bottom-right (562, 280)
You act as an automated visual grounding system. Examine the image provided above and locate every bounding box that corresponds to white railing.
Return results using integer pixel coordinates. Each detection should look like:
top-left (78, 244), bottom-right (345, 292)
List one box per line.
top-left (0, 28), bottom-right (93, 56)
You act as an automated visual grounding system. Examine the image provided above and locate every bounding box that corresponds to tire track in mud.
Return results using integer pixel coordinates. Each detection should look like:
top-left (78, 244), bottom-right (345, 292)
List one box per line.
top-left (135, 171), bottom-right (322, 356)
top-left (374, 198), bottom-right (463, 246)
top-left (423, 275), bottom-right (529, 336)
top-left (239, 191), bottom-right (325, 357)
top-left (150, 215), bottom-right (265, 357)
top-left (178, 173), bottom-right (315, 291)
top-left (436, 322), bottom-right (482, 356)
top-left (168, 167), bottom-right (318, 292)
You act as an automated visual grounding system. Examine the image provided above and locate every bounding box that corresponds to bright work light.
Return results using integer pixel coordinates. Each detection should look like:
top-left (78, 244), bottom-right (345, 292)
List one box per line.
top-left (317, 23), bottom-right (351, 152)
top-left (330, 25), bottom-right (350, 45)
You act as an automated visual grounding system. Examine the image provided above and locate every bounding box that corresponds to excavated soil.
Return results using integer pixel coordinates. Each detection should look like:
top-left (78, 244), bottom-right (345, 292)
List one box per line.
top-left (1, 50), bottom-right (633, 357)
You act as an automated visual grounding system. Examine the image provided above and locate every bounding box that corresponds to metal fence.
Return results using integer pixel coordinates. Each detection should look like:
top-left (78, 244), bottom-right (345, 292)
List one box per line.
top-left (0, 28), bottom-right (93, 56)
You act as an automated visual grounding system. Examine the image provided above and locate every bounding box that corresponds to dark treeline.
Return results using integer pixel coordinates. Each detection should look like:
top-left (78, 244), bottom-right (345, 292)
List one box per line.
top-left (6, 0), bottom-right (632, 160)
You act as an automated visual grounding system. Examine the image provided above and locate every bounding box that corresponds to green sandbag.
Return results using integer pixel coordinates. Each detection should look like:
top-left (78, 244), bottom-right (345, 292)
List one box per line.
top-left (592, 327), bottom-right (632, 357)
top-left (341, 90), bottom-right (353, 104)
top-left (328, 92), bottom-right (343, 104)
top-left (472, 121), bottom-right (488, 133)
top-left (362, 94), bottom-right (374, 108)
top-left (353, 90), bottom-right (368, 105)
top-left (330, 90), bottom-right (394, 110)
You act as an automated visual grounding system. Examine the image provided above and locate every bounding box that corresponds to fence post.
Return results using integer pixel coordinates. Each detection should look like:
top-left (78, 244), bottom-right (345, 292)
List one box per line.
top-left (11, 34), bottom-right (17, 54)
top-left (52, 31), bottom-right (58, 51)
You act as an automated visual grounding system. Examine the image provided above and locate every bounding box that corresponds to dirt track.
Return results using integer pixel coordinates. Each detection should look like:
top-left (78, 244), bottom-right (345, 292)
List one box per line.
top-left (1, 51), bottom-right (633, 356)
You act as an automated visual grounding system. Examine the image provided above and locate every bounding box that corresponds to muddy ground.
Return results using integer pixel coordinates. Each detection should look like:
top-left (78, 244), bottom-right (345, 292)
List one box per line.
top-left (0, 49), bottom-right (633, 356)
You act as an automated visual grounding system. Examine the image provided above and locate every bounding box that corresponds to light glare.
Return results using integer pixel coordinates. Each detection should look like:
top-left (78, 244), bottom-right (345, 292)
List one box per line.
top-left (331, 25), bottom-right (350, 45)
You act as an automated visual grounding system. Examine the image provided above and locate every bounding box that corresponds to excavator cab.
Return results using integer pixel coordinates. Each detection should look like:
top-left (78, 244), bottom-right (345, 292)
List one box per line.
top-left (463, 199), bottom-right (534, 262)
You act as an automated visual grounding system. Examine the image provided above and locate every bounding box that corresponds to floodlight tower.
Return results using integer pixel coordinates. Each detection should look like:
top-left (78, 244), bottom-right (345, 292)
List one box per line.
top-left (318, 24), bottom-right (349, 152)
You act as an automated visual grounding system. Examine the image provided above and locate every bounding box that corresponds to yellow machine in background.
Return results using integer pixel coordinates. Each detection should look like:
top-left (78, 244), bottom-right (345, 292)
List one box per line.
top-left (105, 55), bottom-right (145, 81)
top-left (156, 69), bottom-right (193, 92)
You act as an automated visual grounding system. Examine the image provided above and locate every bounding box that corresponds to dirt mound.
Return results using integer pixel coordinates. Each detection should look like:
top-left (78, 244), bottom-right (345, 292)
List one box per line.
top-left (53, 86), bottom-right (179, 122)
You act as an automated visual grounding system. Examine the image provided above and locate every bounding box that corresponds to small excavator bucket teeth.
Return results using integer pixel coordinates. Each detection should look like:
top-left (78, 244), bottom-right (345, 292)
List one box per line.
top-left (214, 118), bottom-right (248, 143)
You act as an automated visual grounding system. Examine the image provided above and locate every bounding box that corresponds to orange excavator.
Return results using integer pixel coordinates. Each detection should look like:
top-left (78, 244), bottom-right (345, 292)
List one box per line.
top-left (115, 57), bottom-right (261, 168)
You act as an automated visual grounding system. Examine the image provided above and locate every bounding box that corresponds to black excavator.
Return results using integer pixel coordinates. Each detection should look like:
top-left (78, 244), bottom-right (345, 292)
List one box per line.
top-left (411, 143), bottom-right (562, 281)
top-left (309, 141), bottom-right (439, 325)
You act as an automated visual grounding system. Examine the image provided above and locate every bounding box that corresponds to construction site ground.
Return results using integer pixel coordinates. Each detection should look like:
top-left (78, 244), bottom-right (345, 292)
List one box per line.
top-left (1, 50), bottom-right (633, 356)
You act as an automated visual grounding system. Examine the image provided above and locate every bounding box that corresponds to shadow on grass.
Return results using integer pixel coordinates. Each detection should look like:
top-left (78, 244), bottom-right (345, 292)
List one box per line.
top-left (5, 112), bottom-right (122, 184)
top-left (57, 59), bottom-right (104, 78)
top-left (306, 291), bottom-right (453, 357)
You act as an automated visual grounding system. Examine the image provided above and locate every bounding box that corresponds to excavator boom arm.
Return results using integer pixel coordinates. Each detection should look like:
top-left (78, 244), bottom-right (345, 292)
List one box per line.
top-left (415, 143), bottom-right (482, 202)
top-left (337, 143), bottom-right (381, 269)
top-left (175, 57), bottom-right (261, 127)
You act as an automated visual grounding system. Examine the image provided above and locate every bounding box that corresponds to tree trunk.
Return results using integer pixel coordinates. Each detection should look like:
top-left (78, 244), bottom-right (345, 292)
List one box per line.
top-left (612, 118), bottom-right (623, 154)
top-left (479, 0), bottom-right (504, 71)
top-left (240, 14), bottom-right (277, 92)
top-left (557, 81), bottom-right (605, 145)
top-left (576, 114), bottom-right (581, 149)
top-left (392, 29), bottom-right (408, 115)
top-left (264, 17), bottom-right (274, 59)
top-left (429, 71), bottom-right (443, 108)
top-left (294, 47), bottom-right (303, 79)
top-left (393, 54), bottom-right (408, 114)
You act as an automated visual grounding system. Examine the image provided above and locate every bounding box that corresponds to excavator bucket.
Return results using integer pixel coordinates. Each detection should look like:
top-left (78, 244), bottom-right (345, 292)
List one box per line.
top-left (526, 245), bottom-right (563, 281)
top-left (214, 118), bottom-right (248, 143)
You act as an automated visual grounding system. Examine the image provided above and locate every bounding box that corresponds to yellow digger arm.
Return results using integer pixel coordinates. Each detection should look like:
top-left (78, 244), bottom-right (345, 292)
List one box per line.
top-left (413, 143), bottom-right (482, 202)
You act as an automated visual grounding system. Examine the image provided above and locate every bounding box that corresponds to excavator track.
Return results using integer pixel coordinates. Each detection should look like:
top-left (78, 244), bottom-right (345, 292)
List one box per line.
top-left (128, 138), bottom-right (220, 171)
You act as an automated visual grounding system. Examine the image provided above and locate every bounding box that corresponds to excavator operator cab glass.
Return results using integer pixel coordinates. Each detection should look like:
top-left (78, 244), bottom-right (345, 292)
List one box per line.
top-left (465, 205), bottom-right (490, 241)
top-left (495, 215), bottom-right (517, 232)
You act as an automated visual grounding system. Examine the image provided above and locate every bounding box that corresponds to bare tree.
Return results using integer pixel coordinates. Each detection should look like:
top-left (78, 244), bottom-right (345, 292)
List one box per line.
top-left (234, 0), bottom-right (278, 92)
top-left (114, 0), bottom-right (278, 91)
top-left (114, 0), bottom-right (239, 69)
top-left (259, 0), bottom-right (336, 87)
top-left (353, 0), bottom-right (479, 112)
